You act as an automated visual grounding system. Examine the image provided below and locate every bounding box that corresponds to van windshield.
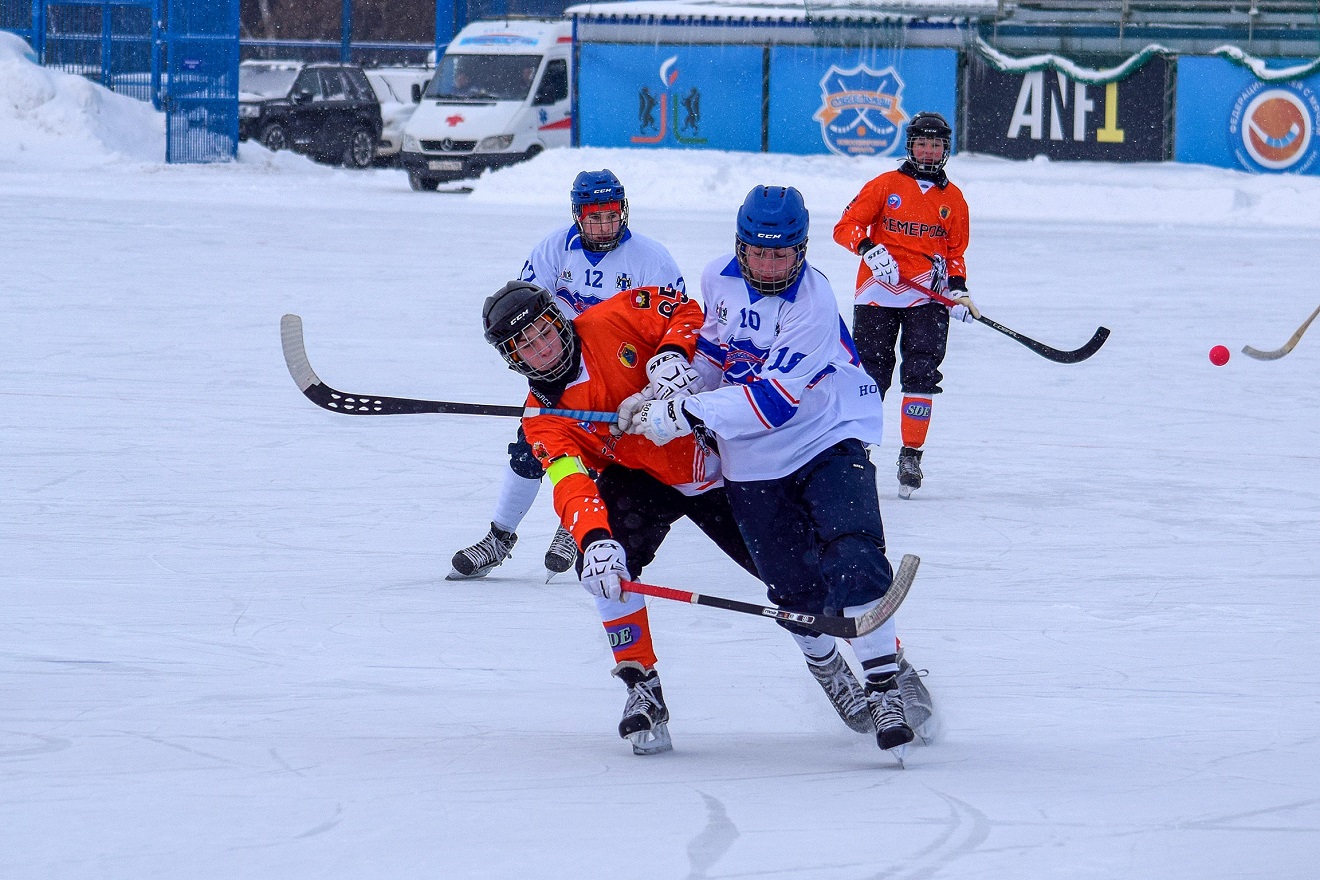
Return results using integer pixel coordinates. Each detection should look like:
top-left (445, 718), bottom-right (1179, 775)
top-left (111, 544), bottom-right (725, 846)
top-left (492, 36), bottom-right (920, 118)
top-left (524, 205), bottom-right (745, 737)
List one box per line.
top-left (424, 54), bottom-right (541, 102)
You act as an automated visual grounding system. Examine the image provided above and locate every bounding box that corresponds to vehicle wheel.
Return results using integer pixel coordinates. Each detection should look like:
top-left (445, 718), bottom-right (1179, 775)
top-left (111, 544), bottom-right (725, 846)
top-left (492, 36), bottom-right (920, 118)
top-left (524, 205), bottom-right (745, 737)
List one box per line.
top-left (408, 172), bottom-right (440, 191)
top-left (259, 123), bottom-right (289, 152)
top-left (344, 126), bottom-right (376, 169)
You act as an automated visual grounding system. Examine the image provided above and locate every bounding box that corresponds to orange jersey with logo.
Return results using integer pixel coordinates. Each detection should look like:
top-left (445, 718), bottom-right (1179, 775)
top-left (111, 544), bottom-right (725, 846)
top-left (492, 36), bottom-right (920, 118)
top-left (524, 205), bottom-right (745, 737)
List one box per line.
top-left (522, 286), bottom-right (719, 549)
top-left (833, 169), bottom-right (970, 309)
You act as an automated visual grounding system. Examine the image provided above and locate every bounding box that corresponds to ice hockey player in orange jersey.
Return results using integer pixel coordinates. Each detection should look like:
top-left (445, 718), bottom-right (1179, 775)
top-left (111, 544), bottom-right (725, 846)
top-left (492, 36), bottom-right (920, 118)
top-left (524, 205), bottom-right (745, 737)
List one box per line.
top-left (833, 111), bottom-right (977, 499)
top-left (480, 280), bottom-right (756, 756)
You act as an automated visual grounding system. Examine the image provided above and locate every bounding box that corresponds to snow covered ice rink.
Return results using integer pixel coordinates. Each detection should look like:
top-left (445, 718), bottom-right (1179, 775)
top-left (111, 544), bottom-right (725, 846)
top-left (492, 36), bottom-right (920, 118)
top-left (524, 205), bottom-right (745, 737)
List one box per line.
top-left (4, 38), bottom-right (1320, 878)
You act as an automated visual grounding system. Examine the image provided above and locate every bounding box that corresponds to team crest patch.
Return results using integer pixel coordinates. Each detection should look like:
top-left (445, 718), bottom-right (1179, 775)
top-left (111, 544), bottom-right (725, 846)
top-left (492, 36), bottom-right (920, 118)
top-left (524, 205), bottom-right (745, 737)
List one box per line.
top-left (939, 205), bottom-right (951, 220)
top-left (887, 193), bottom-right (901, 209)
top-left (631, 289), bottom-right (651, 309)
top-left (618, 343), bottom-right (639, 368)
top-left (616, 272), bottom-right (633, 290)
top-left (531, 441), bottom-right (550, 461)
top-left (814, 64), bottom-right (909, 157)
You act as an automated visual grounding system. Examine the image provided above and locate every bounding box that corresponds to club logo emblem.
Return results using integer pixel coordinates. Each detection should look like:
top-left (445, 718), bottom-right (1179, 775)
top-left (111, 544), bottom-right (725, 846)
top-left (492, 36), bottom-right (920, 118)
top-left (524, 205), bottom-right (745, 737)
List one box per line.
top-left (618, 343), bottom-right (639, 368)
top-left (633, 55), bottom-right (707, 145)
top-left (1229, 82), bottom-right (1320, 173)
top-left (815, 65), bottom-right (909, 157)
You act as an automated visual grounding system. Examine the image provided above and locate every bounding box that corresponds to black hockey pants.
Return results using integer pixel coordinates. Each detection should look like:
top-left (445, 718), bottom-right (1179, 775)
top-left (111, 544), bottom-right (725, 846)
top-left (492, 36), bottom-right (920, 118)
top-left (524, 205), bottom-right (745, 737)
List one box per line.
top-left (589, 465), bottom-right (759, 581)
top-left (724, 439), bottom-right (893, 635)
top-left (852, 301), bottom-right (949, 398)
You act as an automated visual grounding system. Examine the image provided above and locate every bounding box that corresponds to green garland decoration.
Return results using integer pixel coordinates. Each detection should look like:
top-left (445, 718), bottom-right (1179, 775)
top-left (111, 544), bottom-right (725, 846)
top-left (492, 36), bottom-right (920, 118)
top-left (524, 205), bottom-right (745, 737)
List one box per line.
top-left (975, 36), bottom-right (1320, 84)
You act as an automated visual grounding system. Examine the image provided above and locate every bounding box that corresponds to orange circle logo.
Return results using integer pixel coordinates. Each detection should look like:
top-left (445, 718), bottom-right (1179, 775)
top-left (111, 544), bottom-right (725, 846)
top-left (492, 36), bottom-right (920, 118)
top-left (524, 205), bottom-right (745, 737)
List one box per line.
top-left (1242, 89), bottom-right (1312, 170)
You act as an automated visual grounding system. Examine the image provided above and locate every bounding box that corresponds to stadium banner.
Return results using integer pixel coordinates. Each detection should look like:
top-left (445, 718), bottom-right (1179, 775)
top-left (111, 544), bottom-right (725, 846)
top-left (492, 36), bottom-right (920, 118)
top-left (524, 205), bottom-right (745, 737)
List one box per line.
top-left (577, 43), bottom-right (763, 151)
top-left (964, 54), bottom-right (1171, 161)
top-left (767, 47), bottom-right (957, 157)
top-left (1175, 57), bottom-right (1320, 175)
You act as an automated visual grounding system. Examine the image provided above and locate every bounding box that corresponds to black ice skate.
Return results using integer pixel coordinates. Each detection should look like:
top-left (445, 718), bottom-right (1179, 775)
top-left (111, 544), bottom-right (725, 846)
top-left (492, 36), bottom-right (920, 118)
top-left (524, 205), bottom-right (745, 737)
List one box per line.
top-left (897, 648), bottom-right (938, 744)
top-left (896, 446), bottom-right (924, 499)
top-left (447, 523), bottom-right (517, 580)
top-left (805, 648), bottom-right (874, 734)
top-left (865, 673), bottom-right (915, 761)
top-left (543, 525), bottom-right (578, 581)
top-left (612, 661), bottom-right (672, 755)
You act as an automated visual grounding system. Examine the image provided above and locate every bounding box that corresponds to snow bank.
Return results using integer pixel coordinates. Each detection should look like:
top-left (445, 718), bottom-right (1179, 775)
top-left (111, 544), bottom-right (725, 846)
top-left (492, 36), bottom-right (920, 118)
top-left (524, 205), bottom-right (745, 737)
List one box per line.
top-left (0, 31), bottom-right (165, 168)
top-left (469, 145), bottom-right (1320, 230)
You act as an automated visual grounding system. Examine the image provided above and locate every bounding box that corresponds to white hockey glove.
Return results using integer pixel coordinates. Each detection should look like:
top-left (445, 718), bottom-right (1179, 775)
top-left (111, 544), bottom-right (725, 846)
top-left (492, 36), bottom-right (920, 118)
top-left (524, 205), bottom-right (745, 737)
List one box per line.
top-left (862, 243), bottom-right (899, 286)
top-left (629, 398), bottom-right (693, 446)
top-left (949, 295), bottom-right (981, 323)
top-left (645, 350), bottom-right (701, 400)
top-left (581, 539), bottom-right (629, 601)
top-left (612, 388), bottom-right (654, 436)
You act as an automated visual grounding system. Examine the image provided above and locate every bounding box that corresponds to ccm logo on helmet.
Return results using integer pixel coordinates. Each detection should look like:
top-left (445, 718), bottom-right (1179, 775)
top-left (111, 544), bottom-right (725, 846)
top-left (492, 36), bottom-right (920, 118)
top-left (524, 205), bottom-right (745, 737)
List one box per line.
top-left (752, 231), bottom-right (784, 241)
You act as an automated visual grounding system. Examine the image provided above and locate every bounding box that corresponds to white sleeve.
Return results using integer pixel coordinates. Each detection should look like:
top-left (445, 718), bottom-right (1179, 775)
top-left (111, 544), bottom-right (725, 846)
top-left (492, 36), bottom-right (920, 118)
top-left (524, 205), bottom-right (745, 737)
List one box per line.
top-left (685, 282), bottom-right (841, 440)
top-left (518, 231), bottom-right (564, 289)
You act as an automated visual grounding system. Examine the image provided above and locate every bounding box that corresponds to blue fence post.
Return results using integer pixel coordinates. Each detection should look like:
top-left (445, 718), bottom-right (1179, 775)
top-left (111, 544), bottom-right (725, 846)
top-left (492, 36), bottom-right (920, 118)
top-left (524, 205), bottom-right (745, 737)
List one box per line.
top-left (340, 0), bottom-right (350, 62)
top-left (435, 0), bottom-right (458, 60)
top-left (100, 0), bottom-right (111, 88)
top-left (31, 0), bottom-right (45, 56)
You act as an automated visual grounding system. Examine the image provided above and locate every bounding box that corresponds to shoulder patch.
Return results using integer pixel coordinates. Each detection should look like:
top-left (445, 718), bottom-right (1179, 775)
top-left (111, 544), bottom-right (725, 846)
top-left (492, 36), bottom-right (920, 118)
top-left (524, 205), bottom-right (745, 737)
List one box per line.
top-left (631, 289), bottom-right (651, 309)
top-left (618, 343), bottom-right (639, 368)
top-left (531, 441), bottom-right (550, 462)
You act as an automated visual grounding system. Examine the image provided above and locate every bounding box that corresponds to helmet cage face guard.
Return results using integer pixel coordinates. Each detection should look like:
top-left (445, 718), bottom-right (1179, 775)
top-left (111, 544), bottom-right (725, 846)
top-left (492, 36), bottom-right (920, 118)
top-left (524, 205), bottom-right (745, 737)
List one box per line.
top-left (573, 198), bottom-right (629, 252)
top-left (736, 240), bottom-right (807, 296)
top-left (906, 114), bottom-right (952, 174)
top-left (570, 170), bottom-right (628, 252)
top-left (492, 297), bottom-right (577, 382)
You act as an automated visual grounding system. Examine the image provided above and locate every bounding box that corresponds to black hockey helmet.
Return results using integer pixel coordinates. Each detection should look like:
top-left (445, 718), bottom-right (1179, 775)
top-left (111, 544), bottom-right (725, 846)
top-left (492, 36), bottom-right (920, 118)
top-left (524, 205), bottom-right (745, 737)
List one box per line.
top-left (482, 281), bottom-right (579, 382)
top-left (905, 111), bottom-right (952, 174)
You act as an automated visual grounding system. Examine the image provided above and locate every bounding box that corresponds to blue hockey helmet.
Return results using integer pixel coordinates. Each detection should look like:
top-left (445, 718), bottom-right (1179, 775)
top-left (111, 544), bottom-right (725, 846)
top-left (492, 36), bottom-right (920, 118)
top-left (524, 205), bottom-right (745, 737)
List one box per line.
top-left (569, 169), bottom-right (628, 252)
top-left (735, 185), bottom-right (809, 296)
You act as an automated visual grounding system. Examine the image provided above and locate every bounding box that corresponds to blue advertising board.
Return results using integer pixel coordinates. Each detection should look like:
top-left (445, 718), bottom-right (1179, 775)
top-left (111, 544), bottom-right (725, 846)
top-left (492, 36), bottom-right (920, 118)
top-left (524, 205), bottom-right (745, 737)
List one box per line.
top-left (768, 46), bottom-right (957, 156)
top-left (1176, 57), bottom-right (1320, 175)
top-left (578, 43), bottom-right (763, 151)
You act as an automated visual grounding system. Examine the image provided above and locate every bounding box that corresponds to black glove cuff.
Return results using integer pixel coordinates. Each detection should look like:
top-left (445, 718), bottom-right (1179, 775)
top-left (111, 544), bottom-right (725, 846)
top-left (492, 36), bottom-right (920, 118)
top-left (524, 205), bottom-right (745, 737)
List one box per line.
top-left (582, 528), bottom-right (611, 549)
top-left (948, 275), bottom-right (968, 292)
top-left (857, 237), bottom-right (875, 256)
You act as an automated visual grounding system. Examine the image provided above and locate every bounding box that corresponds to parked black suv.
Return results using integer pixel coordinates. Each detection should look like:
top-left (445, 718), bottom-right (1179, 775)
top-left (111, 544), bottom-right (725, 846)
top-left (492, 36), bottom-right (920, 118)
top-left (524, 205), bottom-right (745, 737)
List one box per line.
top-left (239, 61), bottom-right (383, 168)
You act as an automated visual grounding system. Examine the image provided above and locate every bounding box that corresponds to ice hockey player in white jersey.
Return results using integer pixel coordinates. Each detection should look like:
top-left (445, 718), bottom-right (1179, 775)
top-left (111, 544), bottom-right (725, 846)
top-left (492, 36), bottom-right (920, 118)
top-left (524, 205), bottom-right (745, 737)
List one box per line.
top-left (448, 170), bottom-right (686, 582)
top-left (623, 185), bottom-right (935, 756)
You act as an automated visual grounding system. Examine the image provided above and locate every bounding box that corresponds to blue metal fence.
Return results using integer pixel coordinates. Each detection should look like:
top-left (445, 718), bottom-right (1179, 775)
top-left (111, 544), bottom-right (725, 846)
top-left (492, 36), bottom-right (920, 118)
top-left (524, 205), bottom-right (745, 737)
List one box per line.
top-left (0, 0), bottom-right (38, 45)
top-left (41, 0), bottom-right (159, 104)
top-left (163, 0), bottom-right (238, 162)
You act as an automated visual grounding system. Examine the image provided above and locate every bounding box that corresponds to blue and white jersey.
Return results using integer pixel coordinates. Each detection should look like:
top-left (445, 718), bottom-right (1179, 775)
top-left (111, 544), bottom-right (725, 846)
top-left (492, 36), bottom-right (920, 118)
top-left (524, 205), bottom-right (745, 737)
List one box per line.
top-left (519, 225), bottom-right (685, 317)
top-left (683, 254), bottom-right (885, 482)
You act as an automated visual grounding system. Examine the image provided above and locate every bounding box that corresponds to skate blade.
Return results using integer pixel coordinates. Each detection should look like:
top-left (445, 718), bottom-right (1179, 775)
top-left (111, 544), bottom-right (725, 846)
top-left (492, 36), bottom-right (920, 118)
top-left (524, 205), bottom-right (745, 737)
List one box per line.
top-left (545, 570), bottom-right (557, 584)
top-left (446, 564), bottom-right (497, 581)
top-left (897, 485), bottom-right (916, 500)
top-left (627, 722), bottom-right (673, 756)
top-left (911, 711), bottom-right (943, 746)
top-left (887, 743), bottom-right (909, 768)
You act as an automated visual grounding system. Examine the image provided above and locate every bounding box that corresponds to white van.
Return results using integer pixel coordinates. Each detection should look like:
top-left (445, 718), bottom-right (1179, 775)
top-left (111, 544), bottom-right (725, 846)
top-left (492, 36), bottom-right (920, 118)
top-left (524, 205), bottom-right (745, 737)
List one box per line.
top-left (399, 19), bottom-right (572, 191)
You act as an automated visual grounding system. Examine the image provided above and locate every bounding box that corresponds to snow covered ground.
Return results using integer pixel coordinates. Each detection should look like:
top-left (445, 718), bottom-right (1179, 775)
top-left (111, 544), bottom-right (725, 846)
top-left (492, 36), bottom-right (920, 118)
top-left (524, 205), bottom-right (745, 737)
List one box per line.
top-left (4, 35), bottom-right (1319, 879)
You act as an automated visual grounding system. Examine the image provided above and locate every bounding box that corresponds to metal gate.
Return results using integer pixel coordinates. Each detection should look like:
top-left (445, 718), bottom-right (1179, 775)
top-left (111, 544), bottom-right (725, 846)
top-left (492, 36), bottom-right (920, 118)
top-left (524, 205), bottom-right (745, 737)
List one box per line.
top-left (1, 0), bottom-right (38, 47)
top-left (42, 0), bottom-right (159, 104)
top-left (162, 0), bottom-right (238, 163)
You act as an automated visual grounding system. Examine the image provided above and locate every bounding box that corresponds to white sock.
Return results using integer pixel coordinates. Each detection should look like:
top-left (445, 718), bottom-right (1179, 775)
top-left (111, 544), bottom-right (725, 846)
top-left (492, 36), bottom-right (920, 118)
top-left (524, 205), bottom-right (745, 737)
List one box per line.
top-left (792, 631), bottom-right (837, 662)
top-left (491, 467), bottom-right (541, 534)
top-left (843, 611), bottom-right (899, 681)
